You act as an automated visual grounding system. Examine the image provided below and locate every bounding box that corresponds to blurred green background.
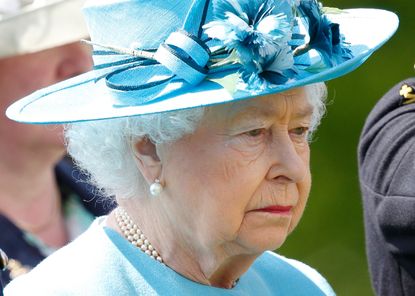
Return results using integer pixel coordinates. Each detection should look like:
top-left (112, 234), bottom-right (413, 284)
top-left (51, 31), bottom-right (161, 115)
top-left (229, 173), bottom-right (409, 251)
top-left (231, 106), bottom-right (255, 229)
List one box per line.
top-left (279, 1), bottom-right (414, 295)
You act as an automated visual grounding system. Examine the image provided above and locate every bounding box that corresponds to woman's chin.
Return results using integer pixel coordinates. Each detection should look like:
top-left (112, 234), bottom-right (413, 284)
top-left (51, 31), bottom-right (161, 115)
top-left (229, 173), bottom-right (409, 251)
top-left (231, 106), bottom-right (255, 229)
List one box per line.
top-left (237, 228), bottom-right (291, 254)
top-left (238, 212), bottom-right (293, 250)
top-left (260, 234), bottom-right (289, 252)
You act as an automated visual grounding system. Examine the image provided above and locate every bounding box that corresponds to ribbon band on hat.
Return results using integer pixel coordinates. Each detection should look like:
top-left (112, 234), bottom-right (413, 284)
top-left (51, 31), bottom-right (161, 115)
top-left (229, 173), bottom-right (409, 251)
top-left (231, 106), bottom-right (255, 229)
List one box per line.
top-left (153, 31), bottom-right (210, 85)
top-left (84, 30), bottom-right (212, 104)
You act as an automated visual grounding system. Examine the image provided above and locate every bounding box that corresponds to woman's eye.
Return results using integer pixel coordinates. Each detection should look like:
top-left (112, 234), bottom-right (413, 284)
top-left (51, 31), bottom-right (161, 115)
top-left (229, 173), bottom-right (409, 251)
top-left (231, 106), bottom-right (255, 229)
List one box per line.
top-left (245, 128), bottom-right (265, 137)
top-left (290, 127), bottom-right (309, 137)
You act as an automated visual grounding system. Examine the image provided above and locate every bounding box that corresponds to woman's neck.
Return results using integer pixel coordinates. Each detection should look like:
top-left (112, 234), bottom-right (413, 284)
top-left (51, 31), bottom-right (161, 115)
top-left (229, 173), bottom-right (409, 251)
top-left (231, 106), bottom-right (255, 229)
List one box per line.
top-left (109, 202), bottom-right (259, 289)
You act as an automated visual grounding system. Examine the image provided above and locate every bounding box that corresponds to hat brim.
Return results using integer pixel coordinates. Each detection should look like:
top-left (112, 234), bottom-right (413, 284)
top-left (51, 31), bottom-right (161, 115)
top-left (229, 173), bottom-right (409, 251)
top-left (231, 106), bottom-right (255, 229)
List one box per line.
top-left (6, 8), bottom-right (399, 124)
top-left (0, 0), bottom-right (88, 58)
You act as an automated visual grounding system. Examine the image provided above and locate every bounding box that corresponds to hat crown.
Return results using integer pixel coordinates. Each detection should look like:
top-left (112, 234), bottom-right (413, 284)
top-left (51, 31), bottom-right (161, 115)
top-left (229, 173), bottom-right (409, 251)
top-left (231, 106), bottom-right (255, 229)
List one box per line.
top-left (0, 0), bottom-right (61, 18)
top-left (84, 0), bottom-right (203, 50)
top-left (0, 0), bottom-right (33, 17)
top-left (81, 0), bottom-right (357, 106)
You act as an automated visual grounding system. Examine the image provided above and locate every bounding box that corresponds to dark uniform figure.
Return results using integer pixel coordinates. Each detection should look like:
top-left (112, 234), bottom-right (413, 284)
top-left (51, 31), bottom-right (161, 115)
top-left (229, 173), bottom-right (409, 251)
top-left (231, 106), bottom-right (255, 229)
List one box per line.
top-left (359, 78), bottom-right (415, 295)
top-left (0, 158), bottom-right (113, 289)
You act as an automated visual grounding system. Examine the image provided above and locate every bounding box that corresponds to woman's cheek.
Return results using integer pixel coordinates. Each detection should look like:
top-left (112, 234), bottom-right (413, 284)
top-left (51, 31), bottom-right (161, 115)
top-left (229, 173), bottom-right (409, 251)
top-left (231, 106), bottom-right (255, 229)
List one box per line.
top-left (288, 172), bottom-right (311, 233)
top-left (292, 139), bottom-right (310, 163)
top-left (226, 136), bottom-right (267, 164)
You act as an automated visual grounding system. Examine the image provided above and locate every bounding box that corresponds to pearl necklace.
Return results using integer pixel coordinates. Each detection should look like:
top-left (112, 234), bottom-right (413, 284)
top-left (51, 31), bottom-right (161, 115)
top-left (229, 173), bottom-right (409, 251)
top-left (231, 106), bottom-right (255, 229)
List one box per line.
top-left (115, 207), bottom-right (163, 263)
top-left (115, 207), bottom-right (239, 288)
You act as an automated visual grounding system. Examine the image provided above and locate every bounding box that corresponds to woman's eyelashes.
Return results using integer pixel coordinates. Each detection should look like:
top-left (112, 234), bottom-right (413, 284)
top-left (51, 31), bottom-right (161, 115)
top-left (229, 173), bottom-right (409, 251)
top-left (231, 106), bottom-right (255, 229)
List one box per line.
top-left (289, 127), bottom-right (310, 141)
top-left (241, 128), bottom-right (271, 145)
top-left (242, 126), bottom-right (310, 142)
top-left (245, 128), bottom-right (267, 138)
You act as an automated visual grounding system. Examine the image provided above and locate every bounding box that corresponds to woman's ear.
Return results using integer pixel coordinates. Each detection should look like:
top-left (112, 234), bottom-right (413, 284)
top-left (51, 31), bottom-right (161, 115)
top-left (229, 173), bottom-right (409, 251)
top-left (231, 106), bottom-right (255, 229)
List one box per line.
top-left (133, 137), bottom-right (162, 183)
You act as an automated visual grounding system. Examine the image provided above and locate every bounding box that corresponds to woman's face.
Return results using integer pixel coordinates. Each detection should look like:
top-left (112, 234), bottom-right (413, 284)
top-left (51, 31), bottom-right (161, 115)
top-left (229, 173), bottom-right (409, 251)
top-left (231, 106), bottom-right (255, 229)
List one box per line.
top-left (159, 88), bottom-right (313, 255)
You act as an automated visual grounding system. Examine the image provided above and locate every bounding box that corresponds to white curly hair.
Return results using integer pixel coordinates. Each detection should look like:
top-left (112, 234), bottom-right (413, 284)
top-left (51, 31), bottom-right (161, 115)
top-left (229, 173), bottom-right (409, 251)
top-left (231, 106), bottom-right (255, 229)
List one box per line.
top-left (65, 83), bottom-right (327, 200)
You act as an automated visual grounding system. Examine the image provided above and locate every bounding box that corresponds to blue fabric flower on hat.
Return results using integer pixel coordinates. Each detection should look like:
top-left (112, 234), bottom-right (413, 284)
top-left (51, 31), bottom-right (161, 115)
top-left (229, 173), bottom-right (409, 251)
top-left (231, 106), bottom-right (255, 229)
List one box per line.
top-left (294, 0), bottom-right (352, 67)
top-left (204, 0), bottom-right (298, 90)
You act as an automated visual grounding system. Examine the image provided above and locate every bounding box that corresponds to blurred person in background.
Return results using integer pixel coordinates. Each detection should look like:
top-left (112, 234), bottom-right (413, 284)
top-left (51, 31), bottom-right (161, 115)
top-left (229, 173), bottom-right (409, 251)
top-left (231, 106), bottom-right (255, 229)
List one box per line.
top-left (359, 76), bottom-right (415, 295)
top-left (0, 0), bottom-right (111, 288)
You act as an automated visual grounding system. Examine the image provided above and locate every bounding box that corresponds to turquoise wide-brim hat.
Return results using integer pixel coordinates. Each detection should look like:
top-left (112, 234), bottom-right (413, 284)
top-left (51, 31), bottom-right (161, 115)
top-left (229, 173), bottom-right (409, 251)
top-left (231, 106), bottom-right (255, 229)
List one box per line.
top-left (7, 0), bottom-right (399, 124)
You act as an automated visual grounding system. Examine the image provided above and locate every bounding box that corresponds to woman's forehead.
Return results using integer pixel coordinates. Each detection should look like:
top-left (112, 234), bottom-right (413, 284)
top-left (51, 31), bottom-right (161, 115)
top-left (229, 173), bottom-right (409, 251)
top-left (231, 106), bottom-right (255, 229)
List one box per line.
top-left (209, 88), bottom-right (313, 123)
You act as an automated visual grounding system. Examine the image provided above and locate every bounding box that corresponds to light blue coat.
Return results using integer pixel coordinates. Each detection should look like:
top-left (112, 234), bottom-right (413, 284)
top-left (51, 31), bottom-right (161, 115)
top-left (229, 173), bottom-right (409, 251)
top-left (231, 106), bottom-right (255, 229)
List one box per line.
top-left (5, 218), bottom-right (335, 295)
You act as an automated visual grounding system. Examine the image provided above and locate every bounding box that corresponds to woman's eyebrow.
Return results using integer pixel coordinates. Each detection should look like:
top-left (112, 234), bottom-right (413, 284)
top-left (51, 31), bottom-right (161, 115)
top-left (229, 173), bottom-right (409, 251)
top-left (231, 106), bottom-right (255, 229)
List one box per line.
top-left (227, 101), bottom-right (314, 126)
top-left (293, 104), bottom-right (314, 118)
top-left (228, 107), bottom-right (274, 125)
top-left (242, 104), bottom-right (314, 119)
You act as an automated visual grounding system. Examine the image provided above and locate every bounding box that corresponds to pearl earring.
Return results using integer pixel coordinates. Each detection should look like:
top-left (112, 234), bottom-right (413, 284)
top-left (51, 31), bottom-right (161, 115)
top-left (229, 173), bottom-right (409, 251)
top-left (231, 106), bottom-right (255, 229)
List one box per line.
top-left (149, 179), bottom-right (163, 197)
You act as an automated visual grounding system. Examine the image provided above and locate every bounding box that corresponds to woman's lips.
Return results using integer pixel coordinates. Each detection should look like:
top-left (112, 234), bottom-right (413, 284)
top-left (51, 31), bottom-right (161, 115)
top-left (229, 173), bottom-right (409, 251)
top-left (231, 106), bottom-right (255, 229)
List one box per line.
top-left (251, 205), bottom-right (293, 214)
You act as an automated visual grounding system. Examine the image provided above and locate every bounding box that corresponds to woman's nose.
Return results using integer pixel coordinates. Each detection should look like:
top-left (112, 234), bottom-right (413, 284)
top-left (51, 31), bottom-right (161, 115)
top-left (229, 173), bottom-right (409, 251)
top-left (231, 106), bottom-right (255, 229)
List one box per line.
top-left (266, 137), bottom-right (308, 184)
top-left (56, 42), bottom-right (93, 81)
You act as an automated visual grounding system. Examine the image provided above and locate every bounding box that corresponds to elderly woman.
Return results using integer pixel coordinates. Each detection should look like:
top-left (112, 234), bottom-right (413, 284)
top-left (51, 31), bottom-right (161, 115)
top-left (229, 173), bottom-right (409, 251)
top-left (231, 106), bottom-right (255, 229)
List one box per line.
top-left (4, 0), bottom-right (398, 295)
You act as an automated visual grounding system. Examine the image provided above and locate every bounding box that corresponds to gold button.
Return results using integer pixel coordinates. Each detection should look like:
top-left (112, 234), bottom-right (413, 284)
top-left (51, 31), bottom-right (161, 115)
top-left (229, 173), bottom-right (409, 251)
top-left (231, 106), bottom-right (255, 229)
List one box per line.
top-left (400, 84), bottom-right (415, 105)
